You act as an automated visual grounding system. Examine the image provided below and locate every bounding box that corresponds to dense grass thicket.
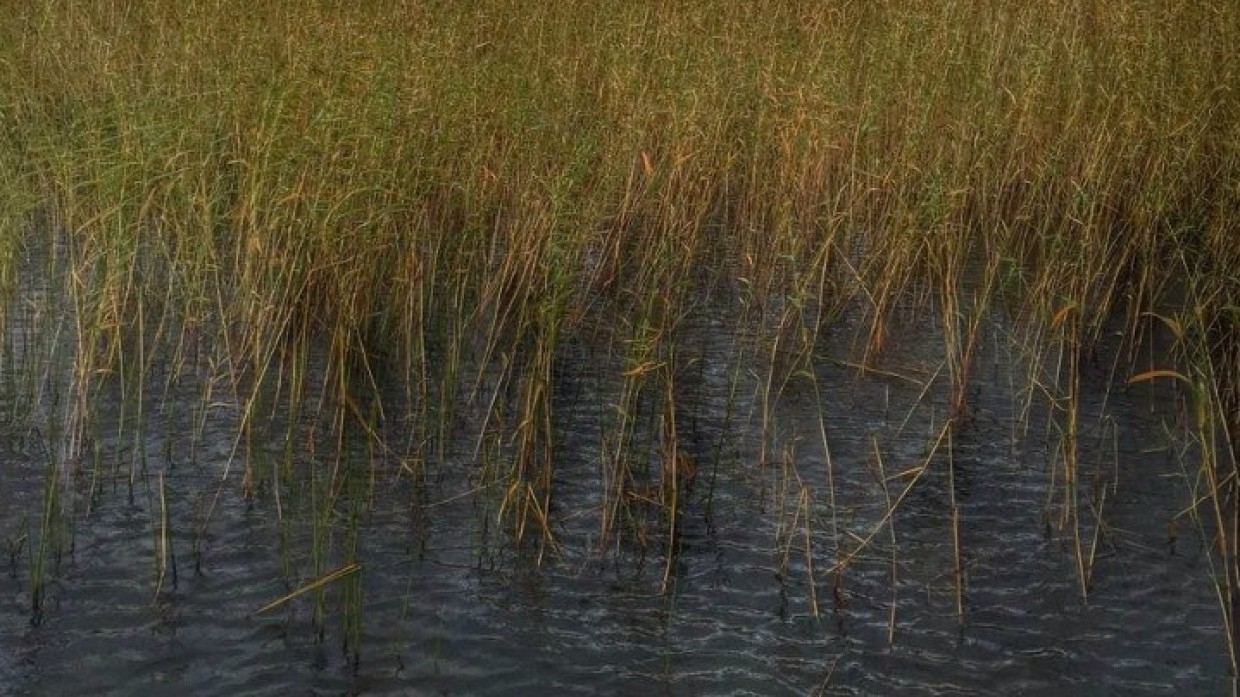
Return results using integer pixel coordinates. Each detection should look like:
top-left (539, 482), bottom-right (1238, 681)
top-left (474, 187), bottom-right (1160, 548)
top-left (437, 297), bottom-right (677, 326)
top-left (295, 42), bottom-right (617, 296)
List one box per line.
top-left (1, 0), bottom-right (1238, 665)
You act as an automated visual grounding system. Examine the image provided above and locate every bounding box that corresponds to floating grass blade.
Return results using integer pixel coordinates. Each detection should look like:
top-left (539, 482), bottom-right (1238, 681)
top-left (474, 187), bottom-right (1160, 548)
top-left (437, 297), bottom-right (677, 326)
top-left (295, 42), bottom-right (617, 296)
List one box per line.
top-left (255, 562), bottom-right (363, 616)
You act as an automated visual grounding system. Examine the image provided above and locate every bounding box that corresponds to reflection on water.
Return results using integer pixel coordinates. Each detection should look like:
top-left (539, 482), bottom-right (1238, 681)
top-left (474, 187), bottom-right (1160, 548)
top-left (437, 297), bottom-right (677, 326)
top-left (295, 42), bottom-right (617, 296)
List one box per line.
top-left (0, 276), bottom-right (1231, 695)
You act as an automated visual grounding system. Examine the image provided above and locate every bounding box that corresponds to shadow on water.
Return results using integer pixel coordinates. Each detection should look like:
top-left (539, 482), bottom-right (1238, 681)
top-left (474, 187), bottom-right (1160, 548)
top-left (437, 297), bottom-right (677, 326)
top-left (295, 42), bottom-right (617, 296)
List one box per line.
top-left (0, 250), bottom-right (1233, 695)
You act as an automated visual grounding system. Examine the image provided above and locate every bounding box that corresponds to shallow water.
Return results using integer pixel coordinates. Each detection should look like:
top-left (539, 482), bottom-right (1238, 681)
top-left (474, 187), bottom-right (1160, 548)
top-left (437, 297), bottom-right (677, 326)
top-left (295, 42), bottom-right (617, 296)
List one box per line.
top-left (0, 277), bottom-right (1232, 696)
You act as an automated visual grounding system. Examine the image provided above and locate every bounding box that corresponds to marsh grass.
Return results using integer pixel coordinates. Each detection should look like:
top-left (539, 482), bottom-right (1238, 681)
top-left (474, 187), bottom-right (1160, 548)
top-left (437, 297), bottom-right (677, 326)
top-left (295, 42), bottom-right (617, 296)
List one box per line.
top-left (1, 0), bottom-right (1238, 662)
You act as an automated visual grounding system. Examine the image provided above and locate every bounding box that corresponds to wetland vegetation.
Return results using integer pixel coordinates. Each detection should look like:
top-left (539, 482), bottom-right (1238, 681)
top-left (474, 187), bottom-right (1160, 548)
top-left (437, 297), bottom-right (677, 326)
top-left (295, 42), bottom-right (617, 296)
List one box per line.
top-left (0, 0), bottom-right (1238, 691)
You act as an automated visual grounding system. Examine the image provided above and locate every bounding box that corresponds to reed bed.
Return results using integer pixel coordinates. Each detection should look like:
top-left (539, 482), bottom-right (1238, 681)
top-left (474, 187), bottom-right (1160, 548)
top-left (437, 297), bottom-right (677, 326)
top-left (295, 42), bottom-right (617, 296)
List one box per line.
top-left (1, 0), bottom-right (1238, 665)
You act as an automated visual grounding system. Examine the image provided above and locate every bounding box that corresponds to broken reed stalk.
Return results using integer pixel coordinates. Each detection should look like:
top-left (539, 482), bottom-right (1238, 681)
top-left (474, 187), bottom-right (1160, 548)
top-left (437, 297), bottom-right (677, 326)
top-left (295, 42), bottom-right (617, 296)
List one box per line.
top-left (870, 435), bottom-right (900, 646)
top-left (774, 448), bottom-right (820, 618)
top-left (255, 562), bottom-right (363, 615)
top-left (827, 422), bottom-right (951, 579)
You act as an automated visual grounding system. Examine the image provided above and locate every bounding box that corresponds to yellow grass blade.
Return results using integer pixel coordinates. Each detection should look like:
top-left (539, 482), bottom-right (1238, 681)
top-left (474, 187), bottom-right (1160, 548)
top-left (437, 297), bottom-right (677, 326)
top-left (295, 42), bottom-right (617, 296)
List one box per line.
top-left (1127, 369), bottom-right (1189, 385)
top-left (256, 563), bottom-right (362, 615)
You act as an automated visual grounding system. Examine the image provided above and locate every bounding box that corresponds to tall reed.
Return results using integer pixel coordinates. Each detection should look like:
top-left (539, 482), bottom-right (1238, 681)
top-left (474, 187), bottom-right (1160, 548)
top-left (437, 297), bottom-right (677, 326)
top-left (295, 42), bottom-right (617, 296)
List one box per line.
top-left (1, 0), bottom-right (1237, 657)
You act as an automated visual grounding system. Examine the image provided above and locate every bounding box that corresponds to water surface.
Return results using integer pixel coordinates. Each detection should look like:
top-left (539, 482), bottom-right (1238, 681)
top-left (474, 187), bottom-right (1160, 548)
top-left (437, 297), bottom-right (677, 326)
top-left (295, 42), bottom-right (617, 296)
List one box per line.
top-left (0, 276), bottom-right (1230, 696)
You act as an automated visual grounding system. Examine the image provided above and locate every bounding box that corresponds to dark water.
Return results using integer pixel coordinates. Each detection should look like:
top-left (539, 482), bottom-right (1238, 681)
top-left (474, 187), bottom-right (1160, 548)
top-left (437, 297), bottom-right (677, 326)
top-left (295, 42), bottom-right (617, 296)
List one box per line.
top-left (0, 275), bottom-right (1232, 695)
